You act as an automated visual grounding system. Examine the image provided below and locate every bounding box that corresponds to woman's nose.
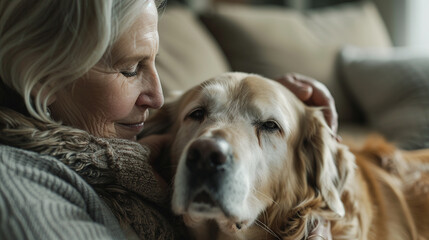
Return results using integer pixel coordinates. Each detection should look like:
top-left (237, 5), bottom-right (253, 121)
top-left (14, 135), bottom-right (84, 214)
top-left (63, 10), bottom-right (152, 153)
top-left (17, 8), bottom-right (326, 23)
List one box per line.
top-left (136, 69), bottom-right (164, 109)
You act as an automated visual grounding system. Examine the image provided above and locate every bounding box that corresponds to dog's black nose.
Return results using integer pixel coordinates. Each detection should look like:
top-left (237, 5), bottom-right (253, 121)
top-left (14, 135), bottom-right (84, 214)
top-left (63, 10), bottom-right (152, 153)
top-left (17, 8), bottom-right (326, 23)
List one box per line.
top-left (186, 138), bottom-right (231, 173)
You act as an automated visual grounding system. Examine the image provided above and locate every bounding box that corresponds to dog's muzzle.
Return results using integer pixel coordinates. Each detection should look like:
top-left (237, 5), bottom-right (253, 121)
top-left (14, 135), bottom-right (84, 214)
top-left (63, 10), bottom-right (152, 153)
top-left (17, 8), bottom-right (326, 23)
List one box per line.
top-left (186, 137), bottom-right (232, 176)
top-left (183, 137), bottom-right (237, 209)
top-left (173, 134), bottom-right (248, 224)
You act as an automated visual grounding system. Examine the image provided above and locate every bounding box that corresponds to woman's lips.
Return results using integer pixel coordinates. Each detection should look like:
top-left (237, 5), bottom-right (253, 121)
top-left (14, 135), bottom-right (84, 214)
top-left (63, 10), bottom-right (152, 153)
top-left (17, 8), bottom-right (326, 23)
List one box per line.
top-left (116, 121), bottom-right (145, 130)
top-left (117, 112), bottom-right (149, 133)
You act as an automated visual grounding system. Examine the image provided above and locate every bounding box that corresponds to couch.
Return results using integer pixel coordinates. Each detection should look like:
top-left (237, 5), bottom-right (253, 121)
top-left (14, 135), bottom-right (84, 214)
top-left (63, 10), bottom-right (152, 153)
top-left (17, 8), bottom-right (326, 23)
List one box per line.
top-left (155, 1), bottom-right (429, 150)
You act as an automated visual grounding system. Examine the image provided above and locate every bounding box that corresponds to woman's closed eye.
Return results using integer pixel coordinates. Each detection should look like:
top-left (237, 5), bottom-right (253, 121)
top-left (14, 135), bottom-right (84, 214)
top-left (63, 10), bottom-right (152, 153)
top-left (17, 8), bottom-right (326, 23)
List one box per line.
top-left (119, 54), bottom-right (158, 78)
top-left (120, 63), bottom-right (141, 78)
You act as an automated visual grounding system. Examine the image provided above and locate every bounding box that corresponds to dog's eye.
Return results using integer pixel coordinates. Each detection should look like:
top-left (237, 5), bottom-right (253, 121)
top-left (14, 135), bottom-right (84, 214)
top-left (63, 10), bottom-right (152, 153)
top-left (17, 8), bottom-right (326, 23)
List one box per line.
top-left (186, 108), bottom-right (206, 122)
top-left (259, 120), bottom-right (280, 132)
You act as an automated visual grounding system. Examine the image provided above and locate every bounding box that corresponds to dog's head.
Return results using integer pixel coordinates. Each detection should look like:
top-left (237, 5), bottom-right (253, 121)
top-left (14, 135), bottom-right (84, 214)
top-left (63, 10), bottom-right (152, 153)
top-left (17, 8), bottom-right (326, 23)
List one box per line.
top-left (143, 72), bottom-right (355, 239)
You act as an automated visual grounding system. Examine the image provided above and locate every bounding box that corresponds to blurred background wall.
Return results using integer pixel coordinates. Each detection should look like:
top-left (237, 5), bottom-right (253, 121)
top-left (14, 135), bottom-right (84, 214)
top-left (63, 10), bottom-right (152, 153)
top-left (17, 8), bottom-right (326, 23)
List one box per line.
top-left (372, 0), bottom-right (429, 48)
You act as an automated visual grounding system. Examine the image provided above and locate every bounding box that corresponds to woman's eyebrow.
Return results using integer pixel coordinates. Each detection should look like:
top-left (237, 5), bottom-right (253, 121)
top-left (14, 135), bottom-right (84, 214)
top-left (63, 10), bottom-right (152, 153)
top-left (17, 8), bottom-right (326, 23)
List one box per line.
top-left (115, 53), bottom-right (159, 65)
top-left (117, 55), bottom-right (147, 64)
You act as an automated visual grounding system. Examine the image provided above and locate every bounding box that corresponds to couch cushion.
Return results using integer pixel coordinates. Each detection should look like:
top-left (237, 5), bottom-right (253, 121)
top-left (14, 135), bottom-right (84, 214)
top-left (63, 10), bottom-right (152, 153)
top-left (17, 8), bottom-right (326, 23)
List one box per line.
top-left (340, 46), bottom-right (429, 149)
top-left (156, 5), bottom-right (230, 98)
top-left (200, 2), bottom-right (391, 121)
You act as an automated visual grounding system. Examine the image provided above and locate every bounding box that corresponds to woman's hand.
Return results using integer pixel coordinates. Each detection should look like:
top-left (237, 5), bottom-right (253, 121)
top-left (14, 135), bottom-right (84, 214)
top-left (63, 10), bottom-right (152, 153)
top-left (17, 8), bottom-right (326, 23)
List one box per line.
top-left (275, 73), bottom-right (336, 240)
top-left (275, 73), bottom-right (338, 135)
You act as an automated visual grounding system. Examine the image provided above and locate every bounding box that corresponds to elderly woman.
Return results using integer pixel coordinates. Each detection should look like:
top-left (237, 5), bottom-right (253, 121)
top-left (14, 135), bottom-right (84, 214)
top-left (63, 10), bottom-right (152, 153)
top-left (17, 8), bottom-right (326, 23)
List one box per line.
top-left (0, 0), bottom-right (336, 239)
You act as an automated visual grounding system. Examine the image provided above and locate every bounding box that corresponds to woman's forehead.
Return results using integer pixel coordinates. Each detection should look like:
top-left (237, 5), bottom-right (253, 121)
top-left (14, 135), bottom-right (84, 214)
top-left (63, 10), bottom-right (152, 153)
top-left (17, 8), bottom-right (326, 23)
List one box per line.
top-left (109, 1), bottom-right (159, 65)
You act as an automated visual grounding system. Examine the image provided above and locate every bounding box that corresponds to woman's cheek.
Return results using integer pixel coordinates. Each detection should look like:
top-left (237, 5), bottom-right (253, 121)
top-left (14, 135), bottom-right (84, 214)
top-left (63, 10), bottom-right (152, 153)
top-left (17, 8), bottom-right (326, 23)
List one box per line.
top-left (103, 90), bottom-right (139, 120)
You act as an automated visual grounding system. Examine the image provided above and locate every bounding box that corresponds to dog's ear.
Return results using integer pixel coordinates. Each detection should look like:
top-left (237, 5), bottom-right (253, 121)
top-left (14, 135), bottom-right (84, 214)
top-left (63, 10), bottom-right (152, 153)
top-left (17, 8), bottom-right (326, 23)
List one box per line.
top-left (299, 108), bottom-right (355, 218)
top-left (139, 86), bottom-right (202, 138)
top-left (138, 99), bottom-right (179, 138)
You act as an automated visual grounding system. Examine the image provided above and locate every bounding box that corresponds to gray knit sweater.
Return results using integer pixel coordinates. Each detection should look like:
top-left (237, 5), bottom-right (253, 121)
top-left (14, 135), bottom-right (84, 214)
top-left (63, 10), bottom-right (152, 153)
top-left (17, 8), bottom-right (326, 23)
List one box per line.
top-left (0, 144), bottom-right (125, 240)
top-left (0, 107), bottom-right (187, 239)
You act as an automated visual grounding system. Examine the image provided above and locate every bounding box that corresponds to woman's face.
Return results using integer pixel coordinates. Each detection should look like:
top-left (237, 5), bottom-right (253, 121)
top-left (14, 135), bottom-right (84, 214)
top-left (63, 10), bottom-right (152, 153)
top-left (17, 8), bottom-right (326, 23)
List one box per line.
top-left (50, 1), bottom-right (163, 140)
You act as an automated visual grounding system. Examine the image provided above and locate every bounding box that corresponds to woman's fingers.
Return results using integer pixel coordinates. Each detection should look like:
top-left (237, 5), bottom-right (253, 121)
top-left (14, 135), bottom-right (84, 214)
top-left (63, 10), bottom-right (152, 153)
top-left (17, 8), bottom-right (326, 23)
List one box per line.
top-left (276, 74), bottom-right (313, 101)
top-left (275, 73), bottom-right (338, 134)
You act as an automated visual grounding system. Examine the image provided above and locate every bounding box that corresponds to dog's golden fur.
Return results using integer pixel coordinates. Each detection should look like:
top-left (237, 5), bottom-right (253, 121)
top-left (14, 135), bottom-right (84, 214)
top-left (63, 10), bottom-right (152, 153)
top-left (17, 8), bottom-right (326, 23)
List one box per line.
top-left (142, 72), bottom-right (429, 240)
top-left (332, 136), bottom-right (429, 240)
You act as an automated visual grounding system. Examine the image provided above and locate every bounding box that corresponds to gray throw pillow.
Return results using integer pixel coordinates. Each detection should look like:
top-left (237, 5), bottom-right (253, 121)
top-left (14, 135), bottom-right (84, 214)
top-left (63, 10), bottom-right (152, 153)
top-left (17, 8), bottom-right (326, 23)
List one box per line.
top-left (340, 46), bottom-right (429, 149)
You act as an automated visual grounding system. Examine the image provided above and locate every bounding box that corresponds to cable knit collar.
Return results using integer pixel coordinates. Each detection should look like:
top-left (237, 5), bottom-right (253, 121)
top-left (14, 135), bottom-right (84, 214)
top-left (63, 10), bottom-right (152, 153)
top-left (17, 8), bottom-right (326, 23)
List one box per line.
top-left (0, 106), bottom-right (169, 202)
top-left (0, 106), bottom-right (187, 239)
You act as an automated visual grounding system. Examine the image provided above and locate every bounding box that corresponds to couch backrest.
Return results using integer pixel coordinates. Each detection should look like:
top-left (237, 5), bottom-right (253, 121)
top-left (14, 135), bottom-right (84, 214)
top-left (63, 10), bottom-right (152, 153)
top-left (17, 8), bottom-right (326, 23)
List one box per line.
top-left (156, 5), bottom-right (230, 97)
top-left (156, 2), bottom-right (391, 122)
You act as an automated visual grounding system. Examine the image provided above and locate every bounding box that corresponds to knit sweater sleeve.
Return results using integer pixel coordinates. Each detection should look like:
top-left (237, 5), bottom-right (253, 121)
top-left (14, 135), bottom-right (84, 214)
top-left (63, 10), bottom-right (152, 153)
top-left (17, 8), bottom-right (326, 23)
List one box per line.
top-left (0, 145), bottom-right (126, 240)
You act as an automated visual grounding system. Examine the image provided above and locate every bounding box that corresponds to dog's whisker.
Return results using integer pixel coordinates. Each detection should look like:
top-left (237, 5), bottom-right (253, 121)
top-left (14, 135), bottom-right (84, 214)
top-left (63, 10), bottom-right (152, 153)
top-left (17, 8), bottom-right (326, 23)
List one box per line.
top-left (254, 219), bottom-right (281, 240)
top-left (262, 209), bottom-right (269, 224)
top-left (251, 188), bottom-right (279, 205)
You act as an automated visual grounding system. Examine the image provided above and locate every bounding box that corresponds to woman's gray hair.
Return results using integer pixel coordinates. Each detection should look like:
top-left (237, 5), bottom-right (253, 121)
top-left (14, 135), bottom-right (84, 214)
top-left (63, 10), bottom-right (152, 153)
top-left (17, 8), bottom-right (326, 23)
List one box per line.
top-left (0, 0), bottom-right (165, 122)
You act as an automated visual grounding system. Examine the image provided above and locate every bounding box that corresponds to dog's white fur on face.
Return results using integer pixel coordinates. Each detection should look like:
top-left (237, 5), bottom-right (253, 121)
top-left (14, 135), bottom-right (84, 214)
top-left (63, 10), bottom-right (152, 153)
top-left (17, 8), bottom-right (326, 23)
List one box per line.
top-left (172, 73), bottom-right (302, 235)
top-left (143, 72), bottom-right (354, 240)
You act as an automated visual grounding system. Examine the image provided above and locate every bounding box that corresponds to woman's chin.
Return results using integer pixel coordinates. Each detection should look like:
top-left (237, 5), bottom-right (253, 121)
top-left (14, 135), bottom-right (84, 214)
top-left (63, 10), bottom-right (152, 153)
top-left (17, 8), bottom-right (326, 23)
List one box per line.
top-left (114, 122), bottom-right (145, 140)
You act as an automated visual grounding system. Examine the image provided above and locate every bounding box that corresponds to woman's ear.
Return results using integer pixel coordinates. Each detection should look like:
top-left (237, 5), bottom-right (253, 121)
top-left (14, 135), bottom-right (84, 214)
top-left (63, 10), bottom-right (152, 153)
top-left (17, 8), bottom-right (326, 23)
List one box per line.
top-left (299, 108), bottom-right (355, 218)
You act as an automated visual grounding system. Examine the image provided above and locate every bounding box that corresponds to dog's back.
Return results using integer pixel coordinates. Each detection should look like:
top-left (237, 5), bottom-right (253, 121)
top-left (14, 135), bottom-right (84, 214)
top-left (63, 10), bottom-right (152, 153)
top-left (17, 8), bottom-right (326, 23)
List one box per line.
top-left (334, 136), bottom-right (429, 239)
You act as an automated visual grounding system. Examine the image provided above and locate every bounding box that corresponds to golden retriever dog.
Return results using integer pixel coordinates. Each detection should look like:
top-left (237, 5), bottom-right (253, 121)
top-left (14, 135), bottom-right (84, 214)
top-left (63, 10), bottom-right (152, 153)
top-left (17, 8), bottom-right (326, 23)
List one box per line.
top-left (142, 72), bottom-right (429, 240)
